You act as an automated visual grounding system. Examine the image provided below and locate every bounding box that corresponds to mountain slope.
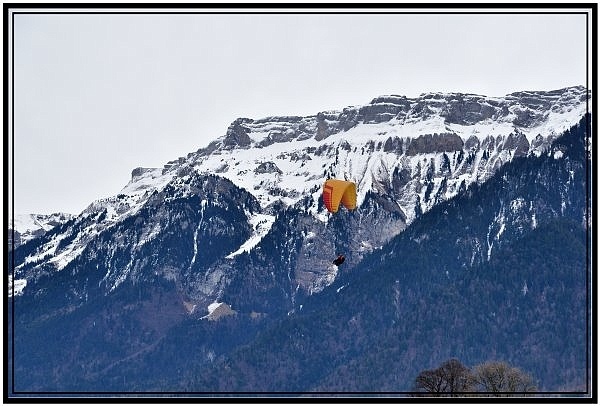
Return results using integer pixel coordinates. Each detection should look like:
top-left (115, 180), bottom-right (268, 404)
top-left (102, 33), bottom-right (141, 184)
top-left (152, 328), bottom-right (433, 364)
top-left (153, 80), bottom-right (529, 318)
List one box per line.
top-left (188, 116), bottom-right (591, 393)
top-left (8, 89), bottom-right (591, 394)
top-left (11, 86), bottom-right (589, 302)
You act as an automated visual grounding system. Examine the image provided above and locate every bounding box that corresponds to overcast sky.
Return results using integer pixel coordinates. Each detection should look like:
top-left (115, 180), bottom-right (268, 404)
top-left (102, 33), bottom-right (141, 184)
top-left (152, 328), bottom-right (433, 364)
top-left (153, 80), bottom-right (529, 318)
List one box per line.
top-left (9, 7), bottom-right (590, 216)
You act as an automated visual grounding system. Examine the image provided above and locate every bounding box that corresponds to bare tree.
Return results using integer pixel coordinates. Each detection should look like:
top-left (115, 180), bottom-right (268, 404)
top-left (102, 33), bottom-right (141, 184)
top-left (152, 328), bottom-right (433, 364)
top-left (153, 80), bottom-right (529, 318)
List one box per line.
top-left (414, 358), bottom-right (475, 395)
top-left (415, 368), bottom-right (446, 393)
top-left (473, 361), bottom-right (537, 395)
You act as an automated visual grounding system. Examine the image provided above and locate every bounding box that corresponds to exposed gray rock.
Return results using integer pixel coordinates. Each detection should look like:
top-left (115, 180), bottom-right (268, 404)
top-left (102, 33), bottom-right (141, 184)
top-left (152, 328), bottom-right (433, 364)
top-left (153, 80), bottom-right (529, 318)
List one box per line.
top-left (254, 161), bottom-right (282, 175)
top-left (405, 133), bottom-right (464, 156)
top-left (357, 101), bottom-right (408, 124)
top-left (223, 118), bottom-right (254, 149)
top-left (442, 95), bottom-right (497, 125)
top-left (315, 112), bottom-right (331, 141)
top-left (206, 86), bottom-right (588, 152)
top-left (503, 132), bottom-right (530, 157)
top-left (465, 135), bottom-right (480, 150)
top-left (131, 167), bottom-right (156, 180)
top-left (383, 136), bottom-right (405, 154)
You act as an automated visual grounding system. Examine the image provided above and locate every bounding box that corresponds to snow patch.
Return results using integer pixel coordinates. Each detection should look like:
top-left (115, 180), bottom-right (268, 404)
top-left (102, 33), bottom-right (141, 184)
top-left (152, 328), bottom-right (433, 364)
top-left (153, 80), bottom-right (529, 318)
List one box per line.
top-left (208, 302), bottom-right (222, 313)
top-left (51, 246), bottom-right (86, 271)
top-left (336, 283), bottom-right (348, 293)
top-left (202, 302), bottom-right (237, 321)
top-left (226, 213), bottom-right (275, 258)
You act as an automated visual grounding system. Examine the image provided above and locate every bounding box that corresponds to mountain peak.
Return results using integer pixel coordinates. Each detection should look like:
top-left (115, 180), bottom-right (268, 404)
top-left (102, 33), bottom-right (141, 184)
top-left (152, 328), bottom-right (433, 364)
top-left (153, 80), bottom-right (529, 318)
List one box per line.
top-left (207, 86), bottom-right (589, 152)
top-left (186, 86), bottom-right (589, 215)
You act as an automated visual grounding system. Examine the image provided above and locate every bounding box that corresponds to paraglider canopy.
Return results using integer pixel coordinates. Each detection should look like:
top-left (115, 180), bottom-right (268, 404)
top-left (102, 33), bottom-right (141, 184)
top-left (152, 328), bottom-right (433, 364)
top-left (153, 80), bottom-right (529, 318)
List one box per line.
top-left (322, 179), bottom-right (357, 213)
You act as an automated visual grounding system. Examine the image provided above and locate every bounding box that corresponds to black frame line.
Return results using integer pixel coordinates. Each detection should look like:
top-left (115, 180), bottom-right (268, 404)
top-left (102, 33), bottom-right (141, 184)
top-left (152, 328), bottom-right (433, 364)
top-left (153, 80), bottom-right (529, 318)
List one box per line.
top-left (4, 3), bottom-right (597, 402)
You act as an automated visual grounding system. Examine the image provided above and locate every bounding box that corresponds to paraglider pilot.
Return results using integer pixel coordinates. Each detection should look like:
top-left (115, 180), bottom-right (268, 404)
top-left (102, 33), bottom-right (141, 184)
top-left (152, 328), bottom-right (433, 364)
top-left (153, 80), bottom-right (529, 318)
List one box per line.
top-left (333, 254), bottom-right (345, 266)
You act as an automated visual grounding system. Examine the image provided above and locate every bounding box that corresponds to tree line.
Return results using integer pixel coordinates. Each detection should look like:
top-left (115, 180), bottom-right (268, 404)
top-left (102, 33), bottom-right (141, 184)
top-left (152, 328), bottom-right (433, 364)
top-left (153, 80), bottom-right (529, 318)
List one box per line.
top-left (414, 358), bottom-right (536, 396)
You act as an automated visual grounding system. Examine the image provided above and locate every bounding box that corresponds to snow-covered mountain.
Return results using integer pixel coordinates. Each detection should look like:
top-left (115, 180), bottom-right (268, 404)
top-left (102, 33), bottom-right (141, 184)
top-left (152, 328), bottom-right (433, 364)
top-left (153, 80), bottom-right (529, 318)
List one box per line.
top-left (11, 86), bottom-right (589, 305)
top-left (190, 86), bottom-right (587, 221)
top-left (8, 87), bottom-right (591, 394)
top-left (9, 213), bottom-right (74, 249)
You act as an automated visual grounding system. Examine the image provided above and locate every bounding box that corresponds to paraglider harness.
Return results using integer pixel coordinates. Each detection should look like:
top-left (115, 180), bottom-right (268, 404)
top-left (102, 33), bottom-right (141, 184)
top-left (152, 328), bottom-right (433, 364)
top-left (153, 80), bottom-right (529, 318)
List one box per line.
top-left (333, 254), bottom-right (345, 266)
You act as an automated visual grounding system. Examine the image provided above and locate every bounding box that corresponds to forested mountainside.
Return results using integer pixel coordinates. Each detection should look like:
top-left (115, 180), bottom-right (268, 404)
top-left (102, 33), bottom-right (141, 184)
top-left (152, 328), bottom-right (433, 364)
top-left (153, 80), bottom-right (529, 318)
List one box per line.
top-left (8, 89), bottom-right (591, 396)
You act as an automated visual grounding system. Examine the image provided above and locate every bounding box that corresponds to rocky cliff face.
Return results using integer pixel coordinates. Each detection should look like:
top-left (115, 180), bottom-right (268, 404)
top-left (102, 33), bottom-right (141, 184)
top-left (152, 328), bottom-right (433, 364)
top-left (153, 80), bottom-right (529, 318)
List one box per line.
top-left (191, 86), bottom-right (588, 226)
top-left (203, 86), bottom-right (587, 149)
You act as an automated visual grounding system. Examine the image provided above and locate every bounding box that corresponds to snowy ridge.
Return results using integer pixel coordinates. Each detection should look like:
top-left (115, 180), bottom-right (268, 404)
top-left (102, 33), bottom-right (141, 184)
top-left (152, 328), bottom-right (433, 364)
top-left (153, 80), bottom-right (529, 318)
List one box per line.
top-left (189, 86), bottom-right (589, 224)
top-left (10, 213), bottom-right (74, 247)
top-left (11, 86), bottom-right (590, 296)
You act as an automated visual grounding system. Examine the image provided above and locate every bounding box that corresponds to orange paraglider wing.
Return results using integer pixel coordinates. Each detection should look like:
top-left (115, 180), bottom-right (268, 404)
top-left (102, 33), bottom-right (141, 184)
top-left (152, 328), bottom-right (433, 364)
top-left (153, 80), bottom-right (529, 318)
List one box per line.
top-left (323, 179), bottom-right (357, 213)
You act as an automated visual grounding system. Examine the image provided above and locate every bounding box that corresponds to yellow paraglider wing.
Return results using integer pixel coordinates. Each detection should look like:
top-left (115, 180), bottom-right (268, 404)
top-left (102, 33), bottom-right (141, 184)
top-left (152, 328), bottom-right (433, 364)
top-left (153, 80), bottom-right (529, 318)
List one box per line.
top-left (323, 179), bottom-right (357, 213)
